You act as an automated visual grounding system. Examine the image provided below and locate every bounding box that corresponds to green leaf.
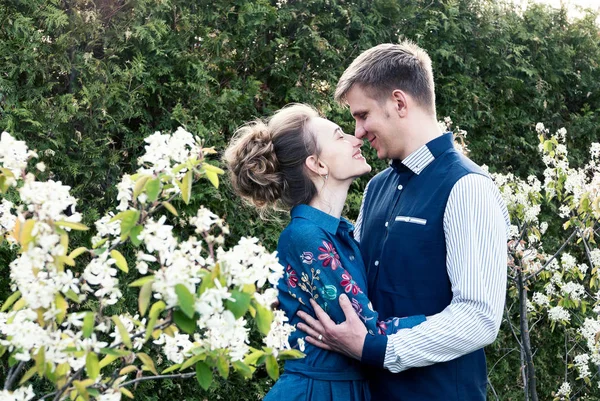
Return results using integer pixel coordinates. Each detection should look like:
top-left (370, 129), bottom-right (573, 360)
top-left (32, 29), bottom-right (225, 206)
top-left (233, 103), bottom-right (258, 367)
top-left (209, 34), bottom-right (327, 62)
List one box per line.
top-left (226, 290), bottom-right (251, 319)
top-left (195, 361), bottom-right (213, 390)
top-left (99, 348), bottom-right (131, 357)
top-left (232, 361), bottom-right (253, 379)
top-left (173, 309), bottom-right (196, 334)
top-left (120, 210), bottom-right (141, 238)
top-left (55, 294), bottom-right (68, 325)
top-left (99, 354), bottom-right (119, 369)
top-left (179, 170), bottom-right (192, 205)
top-left (161, 364), bottom-right (182, 374)
top-left (175, 284), bottom-right (195, 319)
top-left (1, 291), bottom-right (21, 312)
top-left (139, 280), bottom-right (153, 316)
top-left (254, 301), bottom-right (274, 335)
top-left (277, 349), bottom-right (305, 360)
top-left (137, 352), bottom-right (158, 375)
top-left (204, 170), bottom-right (219, 188)
top-left (129, 226), bottom-right (143, 247)
top-left (55, 221), bottom-right (89, 231)
top-left (83, 312), bottom-right (95, 338)
top-left (133, 175), bottom-right (152, 199)
top-left (145, 300), bottom-right (166, 341)
top-left (129, 275), bottom-right (155, 287)
top-left (265, 354), bottom-right (279, 380)
top-left (64, 289), bottom-right (80, 303)
top-left (112, 316), bottom-right (132, 349)
top-left (85, 353), bottom-right (100, 380)
top-left (244, 350), bottom-right (265, 366)
top-left (146, 178), bottom-right (161, 202)
top-left (92, 237), bottom-right (108, 249)
top-left (69, 247), bottom-right (88, 259)
top-left (18, 366), bottom-right (37, 385)
top-left (110, 250), bottom-right (128, 273)
top-left (162, 201), bottom-right (178, 217)
top-left (180, 353), bottom-right (206, 371)
top-left (216, 355), bottom-right (229, 379)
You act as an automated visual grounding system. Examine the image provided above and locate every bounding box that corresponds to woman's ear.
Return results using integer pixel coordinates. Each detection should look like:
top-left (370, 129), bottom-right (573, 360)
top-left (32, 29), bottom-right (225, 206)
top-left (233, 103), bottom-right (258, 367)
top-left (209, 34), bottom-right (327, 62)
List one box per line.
top-left (391, 89), bottom-right (408, 117)
top-left (305, 155), bottom-right (328, 177)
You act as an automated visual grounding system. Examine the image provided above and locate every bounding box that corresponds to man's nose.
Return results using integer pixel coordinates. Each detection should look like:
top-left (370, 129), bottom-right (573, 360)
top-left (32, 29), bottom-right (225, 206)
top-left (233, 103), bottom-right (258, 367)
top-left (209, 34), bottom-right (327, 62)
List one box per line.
top-left (354, 124), bottom-right (366, 139)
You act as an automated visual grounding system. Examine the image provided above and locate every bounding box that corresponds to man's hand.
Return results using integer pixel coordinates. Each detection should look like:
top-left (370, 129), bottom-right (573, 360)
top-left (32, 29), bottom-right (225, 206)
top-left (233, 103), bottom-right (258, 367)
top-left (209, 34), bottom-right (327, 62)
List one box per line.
top-left (296, 294), bottom-right (368, 361)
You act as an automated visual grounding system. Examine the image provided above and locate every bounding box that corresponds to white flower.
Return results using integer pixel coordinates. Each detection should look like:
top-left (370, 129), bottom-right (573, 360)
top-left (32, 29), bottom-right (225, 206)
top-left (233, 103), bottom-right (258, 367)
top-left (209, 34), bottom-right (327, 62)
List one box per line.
top-left (556, 382), bottom-right (571, 398)
top-left (154, 332), bottom-right (195, 364)
top-left (561, 282), bottom-right (585, 301)
top-left (263, 310), bottom-right (295, 357)
top-left (532, 292), bottom-right (550, 307)
top-left (561, 253), bottom-right (577, 271)
top-left (116, 174), bottom-right (133, 211)
top-left (190, 206), bottom-right (221, 234)
top-left (0, 384), bottom-right (35, 401)
top-left (0, 132), bottom-right (37, 177)
top-left (535, 122), bottom-right (546, 133)
top-left (97, 389), bottom-right (121, 401)
top-left (297, 338), bottom-right (306, 352)
top-left (19, 180), bottom-right (81, 223)
top-left (574, 354), bottom-right (591, 379)
top-left (548, 306), bottom-right (570, 322)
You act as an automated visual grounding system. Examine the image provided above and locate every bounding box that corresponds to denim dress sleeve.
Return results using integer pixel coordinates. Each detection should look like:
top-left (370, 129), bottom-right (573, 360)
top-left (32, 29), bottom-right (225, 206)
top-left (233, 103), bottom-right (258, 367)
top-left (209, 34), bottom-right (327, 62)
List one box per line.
top-left (280, 223), bottom-right (426, 337)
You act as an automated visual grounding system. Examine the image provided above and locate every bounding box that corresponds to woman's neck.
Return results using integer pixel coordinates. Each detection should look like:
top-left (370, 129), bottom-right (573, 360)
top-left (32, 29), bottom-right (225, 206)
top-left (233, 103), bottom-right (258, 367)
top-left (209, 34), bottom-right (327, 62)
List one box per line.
top-left (308, 182), bottom-right (350, 219)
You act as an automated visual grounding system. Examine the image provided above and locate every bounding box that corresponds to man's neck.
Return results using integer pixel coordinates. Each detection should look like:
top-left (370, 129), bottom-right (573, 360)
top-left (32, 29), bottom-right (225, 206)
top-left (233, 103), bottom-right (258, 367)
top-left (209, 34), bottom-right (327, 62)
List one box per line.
top-left (399, 115), bottom-right (443, 160)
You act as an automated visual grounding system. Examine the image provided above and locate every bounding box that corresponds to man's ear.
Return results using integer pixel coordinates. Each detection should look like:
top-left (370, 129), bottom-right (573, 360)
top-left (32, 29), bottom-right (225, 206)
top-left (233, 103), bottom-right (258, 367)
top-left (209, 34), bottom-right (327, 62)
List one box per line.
top-left (391, 90), bottom-right (408, 117)
top-left (305, 155), bottom-right (328, 177)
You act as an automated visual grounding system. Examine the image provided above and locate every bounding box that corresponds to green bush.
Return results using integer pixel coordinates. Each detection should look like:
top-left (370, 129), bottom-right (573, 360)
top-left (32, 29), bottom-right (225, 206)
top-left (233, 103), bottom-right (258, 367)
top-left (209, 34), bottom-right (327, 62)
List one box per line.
top-left (1, 0), bottom-right (599, 398)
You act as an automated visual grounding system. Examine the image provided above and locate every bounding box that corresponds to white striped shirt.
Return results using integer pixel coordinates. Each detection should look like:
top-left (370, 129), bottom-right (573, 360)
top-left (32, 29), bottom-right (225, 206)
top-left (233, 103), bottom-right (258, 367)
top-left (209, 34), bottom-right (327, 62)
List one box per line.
top-left (355, 144), bottom-right (510, 373)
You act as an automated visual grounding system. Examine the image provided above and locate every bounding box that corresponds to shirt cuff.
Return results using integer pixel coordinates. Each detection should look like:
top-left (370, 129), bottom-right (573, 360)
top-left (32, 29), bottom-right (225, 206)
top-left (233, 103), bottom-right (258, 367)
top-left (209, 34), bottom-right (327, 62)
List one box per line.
top-left (361, 333), bottom-right (388, 367)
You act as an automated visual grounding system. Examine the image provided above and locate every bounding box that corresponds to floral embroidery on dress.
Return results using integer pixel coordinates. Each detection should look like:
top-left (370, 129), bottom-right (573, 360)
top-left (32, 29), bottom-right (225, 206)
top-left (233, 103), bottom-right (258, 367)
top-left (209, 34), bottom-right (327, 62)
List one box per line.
top-left (340, 270), bottom-right (362, 295)
top-left (377, 320), bottom-right (388, 335)
top-left (286, 265), bottom-right (298, 288)
top-left (351, 298), bottom-right (374, 324)
top-left (318, 241), bottom-right (342, 270)
top-left (300, 251), bottom-right (315, 264)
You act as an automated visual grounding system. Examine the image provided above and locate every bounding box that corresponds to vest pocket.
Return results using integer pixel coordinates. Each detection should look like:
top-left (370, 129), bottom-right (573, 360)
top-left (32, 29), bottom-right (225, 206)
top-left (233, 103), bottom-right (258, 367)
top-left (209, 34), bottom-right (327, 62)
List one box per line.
top-left (394, 215), bottom-right (427, 225)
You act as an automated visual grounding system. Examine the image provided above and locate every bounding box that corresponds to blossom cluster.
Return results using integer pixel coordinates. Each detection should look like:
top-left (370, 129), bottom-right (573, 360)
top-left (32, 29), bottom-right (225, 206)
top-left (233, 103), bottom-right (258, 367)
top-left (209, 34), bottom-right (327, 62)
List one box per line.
top-left (0, 131), bottom-right (294, 399)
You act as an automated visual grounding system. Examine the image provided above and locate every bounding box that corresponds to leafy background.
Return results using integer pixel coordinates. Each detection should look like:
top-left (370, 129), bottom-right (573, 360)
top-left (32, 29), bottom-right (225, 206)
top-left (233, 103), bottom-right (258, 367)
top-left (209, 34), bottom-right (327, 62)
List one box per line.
top-left (1, 0), bottom-right (599, 399)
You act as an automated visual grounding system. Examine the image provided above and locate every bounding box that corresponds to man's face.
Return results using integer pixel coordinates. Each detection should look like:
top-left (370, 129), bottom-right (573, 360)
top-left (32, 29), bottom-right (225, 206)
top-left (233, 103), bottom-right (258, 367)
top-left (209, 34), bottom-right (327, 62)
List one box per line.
top-left (345, 85), bottom-right (404, 160)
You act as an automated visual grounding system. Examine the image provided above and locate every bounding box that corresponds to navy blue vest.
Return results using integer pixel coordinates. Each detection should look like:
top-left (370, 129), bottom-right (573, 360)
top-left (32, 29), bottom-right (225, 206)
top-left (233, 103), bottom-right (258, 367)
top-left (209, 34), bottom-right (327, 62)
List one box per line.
top-left (360, 134), bottom-right (488, 400)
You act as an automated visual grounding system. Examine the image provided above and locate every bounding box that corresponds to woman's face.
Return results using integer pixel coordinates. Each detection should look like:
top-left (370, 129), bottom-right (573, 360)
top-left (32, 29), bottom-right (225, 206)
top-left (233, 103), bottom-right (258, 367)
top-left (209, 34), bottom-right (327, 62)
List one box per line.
top-left (306, 117), bottom-right (371, 183)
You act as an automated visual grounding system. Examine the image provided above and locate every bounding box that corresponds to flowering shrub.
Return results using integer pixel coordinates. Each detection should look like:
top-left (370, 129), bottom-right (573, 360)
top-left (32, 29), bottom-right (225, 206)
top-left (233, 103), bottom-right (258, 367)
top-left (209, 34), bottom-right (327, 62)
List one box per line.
top-left (0, 130), bottom-right (301, 400)
top-left (488, 124), bottom-right (599, 400)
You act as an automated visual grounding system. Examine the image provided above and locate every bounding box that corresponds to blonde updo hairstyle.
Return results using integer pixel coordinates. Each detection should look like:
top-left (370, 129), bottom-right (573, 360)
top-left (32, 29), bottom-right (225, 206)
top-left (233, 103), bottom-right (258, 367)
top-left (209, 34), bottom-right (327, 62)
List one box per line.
top-left (224, 104), bottom-right (321, 213)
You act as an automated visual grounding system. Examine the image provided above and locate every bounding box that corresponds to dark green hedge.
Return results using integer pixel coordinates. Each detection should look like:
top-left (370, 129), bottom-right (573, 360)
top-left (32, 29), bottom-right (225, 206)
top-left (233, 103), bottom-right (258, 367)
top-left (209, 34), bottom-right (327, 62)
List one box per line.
top-left (1, 0), bottom-right (599, 399)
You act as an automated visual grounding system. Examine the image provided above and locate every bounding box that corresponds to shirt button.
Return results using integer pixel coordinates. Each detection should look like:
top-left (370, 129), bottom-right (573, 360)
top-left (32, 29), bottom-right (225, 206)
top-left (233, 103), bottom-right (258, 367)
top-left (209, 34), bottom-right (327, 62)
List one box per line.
top-left (349, 255), bottom-right (355, 261)
top-left (385, 222), bottom-right (389, 227)
top-left (374, 260), bottom-right (380, 266)
top-left (397, 184), bottom-right (403, 190)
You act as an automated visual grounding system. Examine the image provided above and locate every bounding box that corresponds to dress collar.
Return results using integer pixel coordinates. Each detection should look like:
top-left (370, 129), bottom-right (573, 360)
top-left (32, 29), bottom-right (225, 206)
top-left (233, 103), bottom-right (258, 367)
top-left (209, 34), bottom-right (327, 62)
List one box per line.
top-left (391, 132), bottom-right (454, 175)
top-left (291, 204), bottom-right (354, 235)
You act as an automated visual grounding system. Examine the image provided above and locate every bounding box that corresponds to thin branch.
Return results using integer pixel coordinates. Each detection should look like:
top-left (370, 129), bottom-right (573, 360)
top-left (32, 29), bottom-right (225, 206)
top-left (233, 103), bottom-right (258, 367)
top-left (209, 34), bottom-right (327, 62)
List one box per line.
top-left (3, 361), bottom-right (26, 391)
top-left (524, 229), bottom-right (579, 281)
top-left (119, 372), bottom-right (196, 388)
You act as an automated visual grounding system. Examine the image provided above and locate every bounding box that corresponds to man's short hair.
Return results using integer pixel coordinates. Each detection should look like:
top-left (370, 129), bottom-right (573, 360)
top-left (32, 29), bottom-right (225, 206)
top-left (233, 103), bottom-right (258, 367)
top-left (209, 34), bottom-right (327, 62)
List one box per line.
top-left (335, 41), bottom-right (436, 115)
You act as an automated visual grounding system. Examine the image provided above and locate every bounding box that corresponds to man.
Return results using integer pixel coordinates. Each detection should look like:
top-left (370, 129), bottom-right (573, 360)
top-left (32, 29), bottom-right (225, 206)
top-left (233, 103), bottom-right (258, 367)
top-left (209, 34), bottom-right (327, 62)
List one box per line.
top-left (297, 41), bottom-right (509, 400)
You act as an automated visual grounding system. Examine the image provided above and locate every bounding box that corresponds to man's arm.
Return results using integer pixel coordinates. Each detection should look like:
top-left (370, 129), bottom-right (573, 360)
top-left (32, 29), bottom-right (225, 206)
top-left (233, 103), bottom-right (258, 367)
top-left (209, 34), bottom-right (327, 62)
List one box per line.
top-left (299, 174), bottom-right (509, 372)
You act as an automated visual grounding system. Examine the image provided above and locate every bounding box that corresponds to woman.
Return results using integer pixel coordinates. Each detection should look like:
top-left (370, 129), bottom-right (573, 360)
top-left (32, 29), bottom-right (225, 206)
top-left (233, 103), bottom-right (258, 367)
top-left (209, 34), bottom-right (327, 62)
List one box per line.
top-left (224, 104), bottom-right (425, 401)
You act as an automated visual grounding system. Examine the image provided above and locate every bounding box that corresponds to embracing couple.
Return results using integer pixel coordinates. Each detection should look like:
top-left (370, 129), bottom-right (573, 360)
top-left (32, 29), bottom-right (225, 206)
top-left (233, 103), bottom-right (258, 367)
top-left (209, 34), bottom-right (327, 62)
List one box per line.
top-left (225, 41), bottom-right (509, 401)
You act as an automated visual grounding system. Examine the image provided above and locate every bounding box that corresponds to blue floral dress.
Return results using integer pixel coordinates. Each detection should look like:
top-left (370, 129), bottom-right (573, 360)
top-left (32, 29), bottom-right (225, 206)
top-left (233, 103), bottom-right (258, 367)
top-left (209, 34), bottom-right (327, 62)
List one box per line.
top-left (264, 205), bottom-right (426, 401)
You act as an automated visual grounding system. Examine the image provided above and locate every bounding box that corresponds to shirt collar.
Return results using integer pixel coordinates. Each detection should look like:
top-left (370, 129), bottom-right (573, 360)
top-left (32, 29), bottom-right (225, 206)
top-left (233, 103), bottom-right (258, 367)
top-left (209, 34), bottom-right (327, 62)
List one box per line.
top-left (391, 132), bottom-right (454, 175)
top-left (290, 204), bottom-right (354, 235)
